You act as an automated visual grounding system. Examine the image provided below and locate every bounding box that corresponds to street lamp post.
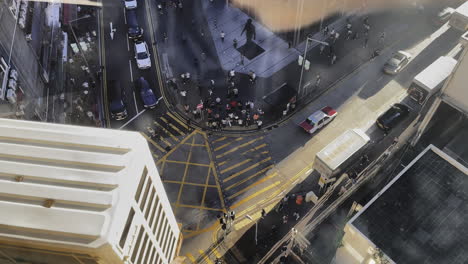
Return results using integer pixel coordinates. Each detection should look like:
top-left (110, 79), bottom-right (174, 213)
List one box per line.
top-left (245, 214), bottom-right (257, 245)
top-left (297, 36), bottom-right (329, 98)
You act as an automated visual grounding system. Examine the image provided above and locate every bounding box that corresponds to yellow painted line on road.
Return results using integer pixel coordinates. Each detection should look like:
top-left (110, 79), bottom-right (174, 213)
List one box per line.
top-left (158, 135), bottom-right (173, 147)
top-left (167, 111), bottom-right (189, 130)
top-left (183, 222), bottom-right (218, 239)
top-left (218, 161), bottom-right (227, 166)
top-left (226, 165), bottom-right (274, 191)
top-left (164, 159), bottom-right (211, 167)
top-left (164, 180), bottom-right (217, 188)
top-left (199, 250), bottom-right (214, 264)
top-left (141, 133), bottom-right (167, 153)
top-left (216, 137), bottom-right (264, 159)
top-left (241, 143), bottom-right (267, 155)
top-left (152, 153), bottom-right (159, 160)
top-left (213, 248), bottom-right (222, 258)
top-left (186, 253), bottom-right (196, 263)
top-left (175, 136), bottom-right (195, 211)
top-left (174, 203), bottom-right (224, 212)
top-left (160, 116), bottom-right (186, 136)
top-left (212, 137), bottom-right (227, 143)
top-left (231, 181), bottom-right (281, 210)
top-left (220, 159), bottom-right (251, 174)
top-left (213, 137), bottom-right (243, 152)
top-left (154, 120), bottom-right (179, 142)
top-left (197, 167), bottom-right (212, 231)
top-left (185, 143), bottom-right (206, 147)
top-left (228, 171), bottom-right (278, 200)
top-left (223, 157), bottom-right (272, 183)
top-left (203, 132), bottom-right (226, 210)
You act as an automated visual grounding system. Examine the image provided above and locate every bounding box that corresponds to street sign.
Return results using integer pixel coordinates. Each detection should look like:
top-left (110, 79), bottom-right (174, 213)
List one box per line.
top-left (298, 55), bottom-right (303, 66)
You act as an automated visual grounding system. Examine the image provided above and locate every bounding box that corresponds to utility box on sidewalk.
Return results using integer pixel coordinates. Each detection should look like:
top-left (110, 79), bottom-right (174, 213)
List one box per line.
top-left (314, 129), bottom-right (370, 182)
top-left (450, 1), bottom-right (468, 31)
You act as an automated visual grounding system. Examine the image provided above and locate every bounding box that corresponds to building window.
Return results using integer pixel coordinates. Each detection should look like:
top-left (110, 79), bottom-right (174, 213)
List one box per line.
top-left (119, 208), bottom-right (135, 248)
top-left (152, 205), bottom-right (163, 235)
top-left (139, 178), bottom-right (152, 211)
top-left (144, 243), bottom-right (154, 264)
top-left (149, 246), bottom-right (156, 264)
top-left (162, 228), bottom-right (171, 256)
top-left (134, 167), bottom-right (148, 202)
top-left (144, 188), bottom-right (156, 219)
top-left (157, 218), bottom-right (168, 243)
top-left (130, 227), bottom-right (144, 263)
top-left (168, 235), bottom-right (176, 260)
top-left (150, 202), bottom-right (161, 231)
top-left (136, 233), bottom-right (149, 264)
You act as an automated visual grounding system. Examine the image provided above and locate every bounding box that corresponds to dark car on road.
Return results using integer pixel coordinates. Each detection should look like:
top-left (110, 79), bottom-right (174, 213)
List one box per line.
top-left (376, 103), bottom-right (410, 132)
top-left (126, 9), bottom-right (143, 40)
top-left (137, 77), bottom-right (157, 109)
top-left (109, 80), bottom-right (128, 120)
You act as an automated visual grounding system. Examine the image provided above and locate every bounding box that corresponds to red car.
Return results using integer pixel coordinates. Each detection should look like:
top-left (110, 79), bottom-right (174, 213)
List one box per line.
top-left (299, 106), bottom-right (337, 134)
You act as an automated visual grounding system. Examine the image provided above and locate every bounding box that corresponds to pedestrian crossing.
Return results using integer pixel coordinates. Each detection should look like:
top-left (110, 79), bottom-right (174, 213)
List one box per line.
top-left (210, 135), bottom-right (274, 207)
top-left (141, 112), bottom-right (191, 160)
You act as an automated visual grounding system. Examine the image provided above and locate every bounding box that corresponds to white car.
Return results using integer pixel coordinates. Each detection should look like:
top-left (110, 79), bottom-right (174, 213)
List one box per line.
top-left (124, 0), bottom-right (137, 9)
top-left (383, 51), bottom-right (411, 75)
top-left (134, 41), bottom-right (151, 69)
top-left (299, 106), bottom-right (337, 134)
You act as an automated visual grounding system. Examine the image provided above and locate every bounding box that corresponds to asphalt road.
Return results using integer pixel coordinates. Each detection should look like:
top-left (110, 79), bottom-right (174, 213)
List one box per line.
top-left (102, 0), bottom-right (162, 128)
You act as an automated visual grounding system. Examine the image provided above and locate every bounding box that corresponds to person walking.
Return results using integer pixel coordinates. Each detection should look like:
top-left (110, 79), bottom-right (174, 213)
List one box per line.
top-left (201, 52), bottom-right (206, 62)
top-left (331, 54), bottom-right (337, 65)
top-left (315, 74), bottom-right (321, 88)
top-left (333, 32), bottom-right (340, 43)
top-left (379, 32), bottom-right (386, 44)
top-left (319, 44), bottom-right (325, 55)
top-left (293, 212), bottom-right (300, 221)
top-left (282, 215), bottom-right (288, 224)
top-left (220, 31), bottom-right (225, 42)
top-left (233, 38), bottom-right (238, 49)
top-left (364, 37), bottom-right (369, 48)
top-left (323, 26), bottom-right (329, 35)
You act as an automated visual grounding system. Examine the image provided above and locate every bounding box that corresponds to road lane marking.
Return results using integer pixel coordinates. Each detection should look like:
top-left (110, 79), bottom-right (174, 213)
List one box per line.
top-left (132, 91), bottom-right (139, 114)
top-left (160, 116), bottom-right (186, 136)
top-left (163, 160), bottom-right (210, 167)
top-left (220, 159), bottom-right (251, 174)
top-left (231, 181), bottom-right (281, 210)
top-left (154, 120), bottom-right (179, 142)
top-left (199, 250), bottom-right (214, 264)
top-left (175, 137), bottom-right (195, 209)
top-left (213, 248), bottom-right (221, 258)
top-left (241, 143), bottom-right (267, 155)
top-left (202, 132), bottom-right (226, 210)
top-left (213, 137), bottom-right (243, 152)
top-left (186, 253), bottom-right (196, 263)
top-left (225, 165), bottom-right (275, 191)
top-left (166, 111), bottom-right (189, 129)
top-left (198, 167), bottom-right (212, 230)
top-left (123, 8), bottom-right (127, 24)
top-left (163, 180), bottom-right (216, 188)
top-left (126, 35), bottom-right (130, 51)
top-left (212, 137), bottom-right (227, 143)
top-left (216, 137), bottom-right (264, 158)
top-left (223, 157), bottom-right (272, 183)
top-left (228, 171), bottom-right (278, 200)
top-left (118, 109), bottom-right (146, 129)
top-left (173, 203), bottom-right (223, 212)
top-left (128, 60), bottom-right (133, 80)
top-left (141, 133), bottom-right (167, 153)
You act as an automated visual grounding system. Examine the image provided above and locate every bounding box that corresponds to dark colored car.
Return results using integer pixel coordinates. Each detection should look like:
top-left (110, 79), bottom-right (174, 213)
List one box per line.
top-left (109, 80), bottom-right (128, 120)
top-left (138, 77), bottom-right (157, 109)
top-left (376, 103), bottom-right (410, 132)
top-left (126, 9), bottom-right (143, 40)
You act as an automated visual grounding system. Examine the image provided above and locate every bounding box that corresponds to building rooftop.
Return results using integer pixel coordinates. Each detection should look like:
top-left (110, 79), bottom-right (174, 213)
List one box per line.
top-left (350, 145), bottom-right (468, 264)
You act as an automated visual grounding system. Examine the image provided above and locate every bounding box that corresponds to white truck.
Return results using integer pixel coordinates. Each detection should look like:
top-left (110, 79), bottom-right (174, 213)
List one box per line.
top-left (407, 56), bottom-right (457, 104)
top-left (314, 129), bottom-right (370, 186)
top-left (449, 1), bottom-right (468, 31)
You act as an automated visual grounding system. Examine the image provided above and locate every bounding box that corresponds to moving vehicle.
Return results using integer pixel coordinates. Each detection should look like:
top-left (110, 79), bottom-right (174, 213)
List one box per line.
top-left (124, 0), bottom-right (137, 9)
top-left (383, 51), bottom-right (411, 75)
top-left (137, 77), bottom-right (157, 109)
top-left (314, 129), bottom-right (370, 180)
top-left (376, 103), bottom-right (410, 132)
top-left (109, 80), bottom-right (128, 120)
top-left (449, 1), bottom-right (468, 31)
top-left (134, 41), bottom-right (151, 69)
top-left (125, 9), bottom-right (143, 40)
top-left (407, 56), bottom-right (457, 104)
top-left (299, 106), bottom-right (337, 134)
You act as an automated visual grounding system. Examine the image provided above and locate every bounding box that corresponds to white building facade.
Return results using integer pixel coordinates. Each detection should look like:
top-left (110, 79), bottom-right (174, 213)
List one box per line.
top-left (0, 118), bottom-right (180, 264)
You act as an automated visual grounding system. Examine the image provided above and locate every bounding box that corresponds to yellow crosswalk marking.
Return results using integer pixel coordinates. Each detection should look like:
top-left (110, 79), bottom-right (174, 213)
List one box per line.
top-left (225, 165), bottom-right (274, 191)
top-left (216, 137), bottom-right (263, 159)
top-left (154, 120), bottom-right (179, 142)
top-left (213, 248), bottom-right (222, 258)
top-left (212, 136), bottom-right (227, 143)
top-left (241, 143), bottom-right (267, 155)
top-left (160, 116), bottom-right (186, 136)
top-left (228, 171), bottom-right (278, 200)
top-left (141, 133), bottom-right (167, 153)
top-left (231, 181), bottom-right (281, 209)
top-left (223, 157), bottom-right (272, 183)
top-left (199, 250), bottom-right (213, 264)
top-left (167, 111), bottom-right (189, 129)
top-left (186, 253), bottom-right (196, 263)
top-left (220, 159), bottom-right (251, 174)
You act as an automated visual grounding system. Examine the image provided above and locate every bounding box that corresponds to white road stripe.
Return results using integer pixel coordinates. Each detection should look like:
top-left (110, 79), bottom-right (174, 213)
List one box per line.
top-left (128, 60), bottom-right (133, 80)
top-left (126, 35), bottom-right (130, 51)
top-left (133, 91), bottom-right (139, 114)
top-left (123, 8), bottom-right (127, 24)
top-left (119, 109), bottom-right (147, 129)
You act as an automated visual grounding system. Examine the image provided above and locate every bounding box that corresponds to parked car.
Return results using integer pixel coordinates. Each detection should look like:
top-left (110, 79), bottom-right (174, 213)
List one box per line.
top-left (376, 103), bottom-right (410, 132)
top-left (137, 77), bottom-right (157, 109)
top-left (433, 7), bottom-right (455, 25)
top-left (126, 9), bottom-right (143, 40)
top-left (383, 51), bottom-right (411, 75)
top-left (109, 80), bottom-right (128, 120)
top-left (299, 106), bottom-right (337, 134)
top-left (124, 0), bottom-right (137, 9)
top-left (134, 41), bottom-right (151, 69)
